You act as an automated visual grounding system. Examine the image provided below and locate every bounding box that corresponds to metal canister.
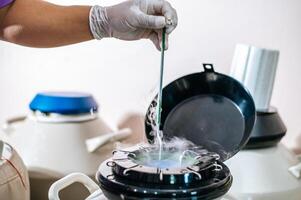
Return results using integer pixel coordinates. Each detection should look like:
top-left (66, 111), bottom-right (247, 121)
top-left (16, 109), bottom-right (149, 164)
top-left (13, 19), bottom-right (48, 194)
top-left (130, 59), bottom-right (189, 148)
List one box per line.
top-left (231, 44), bottom-right (280, 112)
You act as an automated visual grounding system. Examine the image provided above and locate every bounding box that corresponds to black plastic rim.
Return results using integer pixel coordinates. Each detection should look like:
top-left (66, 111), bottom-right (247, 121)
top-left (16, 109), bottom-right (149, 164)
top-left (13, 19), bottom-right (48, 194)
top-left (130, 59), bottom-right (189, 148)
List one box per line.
top-left (97, 147), bottom-right (233, 200)
top-left (245, 110), bottom-right (287, 149)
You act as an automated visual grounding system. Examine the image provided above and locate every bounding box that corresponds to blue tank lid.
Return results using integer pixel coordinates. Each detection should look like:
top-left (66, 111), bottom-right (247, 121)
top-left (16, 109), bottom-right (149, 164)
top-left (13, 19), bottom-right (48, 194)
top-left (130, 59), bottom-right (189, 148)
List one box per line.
top-left (29, 92), bottom-right (98, 115)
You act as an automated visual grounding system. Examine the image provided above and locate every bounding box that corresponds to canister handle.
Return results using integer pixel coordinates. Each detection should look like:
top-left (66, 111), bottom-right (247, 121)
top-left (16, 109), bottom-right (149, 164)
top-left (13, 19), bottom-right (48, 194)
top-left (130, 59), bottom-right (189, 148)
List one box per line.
top-left (48, 173), bottom-right (100, 200)
top-left (203, 63), bottom-right (215, 72)
top-left (288, 154), bottom-right (301, 179)
top-left (2, 115), bottom-right (27, 134)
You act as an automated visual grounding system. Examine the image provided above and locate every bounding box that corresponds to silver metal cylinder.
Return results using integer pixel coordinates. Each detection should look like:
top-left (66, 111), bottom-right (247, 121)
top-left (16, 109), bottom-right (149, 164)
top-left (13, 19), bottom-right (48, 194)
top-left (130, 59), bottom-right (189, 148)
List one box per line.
top-left (230, 44), bottom-right (280, 112)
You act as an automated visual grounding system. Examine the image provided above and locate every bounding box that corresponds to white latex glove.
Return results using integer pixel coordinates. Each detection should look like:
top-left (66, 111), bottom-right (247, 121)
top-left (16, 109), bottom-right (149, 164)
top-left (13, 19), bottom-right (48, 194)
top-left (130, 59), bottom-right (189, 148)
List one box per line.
top-left (89, 0), bottom-right (178, 50)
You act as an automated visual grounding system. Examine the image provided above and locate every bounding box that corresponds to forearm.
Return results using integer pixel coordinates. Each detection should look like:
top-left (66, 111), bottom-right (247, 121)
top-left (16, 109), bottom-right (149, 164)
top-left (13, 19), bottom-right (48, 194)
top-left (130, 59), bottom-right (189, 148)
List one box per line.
top-left (0, 0), bottom-right (93, 47)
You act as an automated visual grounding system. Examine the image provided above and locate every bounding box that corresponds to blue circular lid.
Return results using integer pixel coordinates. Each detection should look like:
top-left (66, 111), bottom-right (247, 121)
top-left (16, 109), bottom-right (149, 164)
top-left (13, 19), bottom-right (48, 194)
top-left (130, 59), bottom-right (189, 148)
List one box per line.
top-left (29, 92), bottom-right (98, 115)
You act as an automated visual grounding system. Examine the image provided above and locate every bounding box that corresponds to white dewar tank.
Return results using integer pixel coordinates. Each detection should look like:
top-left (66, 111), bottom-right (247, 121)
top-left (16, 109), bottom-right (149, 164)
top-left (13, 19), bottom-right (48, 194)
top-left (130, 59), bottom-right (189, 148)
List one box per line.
top-left (0, 92), bottom-right (130, 200)
top-left (228, 44), bottom-right (301, 199)
top-left (0, 140), bottom-right (30, 200)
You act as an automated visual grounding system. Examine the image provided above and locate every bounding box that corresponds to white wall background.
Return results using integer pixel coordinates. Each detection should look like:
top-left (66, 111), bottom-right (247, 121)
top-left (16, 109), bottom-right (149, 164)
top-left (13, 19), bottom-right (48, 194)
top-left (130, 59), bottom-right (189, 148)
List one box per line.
top-left (0, 0), bottom-right (300, 148)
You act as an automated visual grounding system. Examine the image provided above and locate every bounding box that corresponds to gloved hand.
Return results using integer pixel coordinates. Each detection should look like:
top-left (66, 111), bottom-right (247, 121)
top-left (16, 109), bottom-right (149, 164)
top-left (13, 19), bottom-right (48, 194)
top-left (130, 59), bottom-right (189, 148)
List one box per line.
top-left (89, 0), bottom-right (178, 50)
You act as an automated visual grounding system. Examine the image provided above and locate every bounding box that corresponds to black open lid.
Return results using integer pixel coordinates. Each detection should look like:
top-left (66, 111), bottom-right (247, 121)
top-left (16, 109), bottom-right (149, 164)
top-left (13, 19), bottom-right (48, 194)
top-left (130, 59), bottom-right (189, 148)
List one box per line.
top-left (145, 64), bottom-right (256, 162)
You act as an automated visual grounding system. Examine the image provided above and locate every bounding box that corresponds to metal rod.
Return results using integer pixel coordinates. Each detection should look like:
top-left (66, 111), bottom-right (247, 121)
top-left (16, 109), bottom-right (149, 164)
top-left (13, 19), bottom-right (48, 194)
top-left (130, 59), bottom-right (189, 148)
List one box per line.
top-left (155, 28), bottom-right (166, 160)
top-left (156, 27), bottom-right (166, 132)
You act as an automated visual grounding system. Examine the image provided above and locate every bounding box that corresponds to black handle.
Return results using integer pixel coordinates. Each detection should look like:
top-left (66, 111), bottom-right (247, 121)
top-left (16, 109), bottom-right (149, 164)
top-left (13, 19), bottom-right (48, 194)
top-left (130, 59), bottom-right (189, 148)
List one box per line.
top-left (203, 63), bottom-right (215, 72)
